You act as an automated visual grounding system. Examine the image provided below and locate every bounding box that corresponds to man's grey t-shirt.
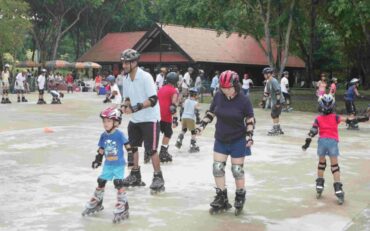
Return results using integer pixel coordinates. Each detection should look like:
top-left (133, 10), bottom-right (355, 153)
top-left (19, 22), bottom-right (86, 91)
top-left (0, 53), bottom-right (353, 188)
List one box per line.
top-left (266, 77), bottom-right (285, 105)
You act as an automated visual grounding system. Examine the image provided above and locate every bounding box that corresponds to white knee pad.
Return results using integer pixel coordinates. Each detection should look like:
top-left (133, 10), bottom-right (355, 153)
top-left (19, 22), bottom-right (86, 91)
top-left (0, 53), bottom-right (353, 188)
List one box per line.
top-left (231, 164), bottom-right (245, 179)
top-left (213, 161), bottom-right (226, 177)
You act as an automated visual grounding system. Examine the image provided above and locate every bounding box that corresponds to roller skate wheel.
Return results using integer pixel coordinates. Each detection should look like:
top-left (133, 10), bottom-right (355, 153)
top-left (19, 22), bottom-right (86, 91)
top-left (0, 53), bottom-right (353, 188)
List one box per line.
top-left (234, 209), bottom-right (242, 216)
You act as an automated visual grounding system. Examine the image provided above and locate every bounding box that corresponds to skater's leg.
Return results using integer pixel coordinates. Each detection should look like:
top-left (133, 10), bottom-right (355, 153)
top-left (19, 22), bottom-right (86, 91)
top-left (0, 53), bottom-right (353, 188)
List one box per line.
top-left (150, 151), bottom-right (161, 172)
top-left (142, 122), bottom-right (161, 172)
top-left (127, 121), bottom-right (143, 169)
top-left (329, 156), bottom-right (340, 182)
top-left (317, 156), bottom-right (327, 178)
top-left (159, 121), bottom-right (173, 162)
top-left (82, 178), bottom-right (106, 216)
top-left (213, 152), bottom-right (228, 190)
top-left (330, 156), bottom-right (344, 204)
top-left (113, 179), bottom-right (129, 223)
top-left (231, 157), bottom-right (245, 190)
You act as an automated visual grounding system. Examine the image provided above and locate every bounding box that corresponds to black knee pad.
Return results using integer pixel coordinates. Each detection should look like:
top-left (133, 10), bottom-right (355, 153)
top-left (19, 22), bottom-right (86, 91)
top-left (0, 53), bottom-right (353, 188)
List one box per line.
top-left (145, 150), bottom-right (157, 157)
top-left (182, 128), bottom-right (188, 133)
top-left (318, 161), bottom-right (327, 171)
top-left (113, 179), bottom-right (124, 189)
top-left (132, 147), bottom-right (138, 153)
top-left (191, 129), bottom-right (197, 135)
top-left (331, 164), bottom-right (340, 174)
top-left (97, 178), bottom-right (107, 188)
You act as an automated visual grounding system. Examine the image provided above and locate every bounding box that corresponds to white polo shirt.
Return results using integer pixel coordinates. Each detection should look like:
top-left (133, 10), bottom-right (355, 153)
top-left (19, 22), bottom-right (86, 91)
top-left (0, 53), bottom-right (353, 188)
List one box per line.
top-left (37, 74), bottom-right (46, 90)
top-left (122, 68), bottom-right (160, 123)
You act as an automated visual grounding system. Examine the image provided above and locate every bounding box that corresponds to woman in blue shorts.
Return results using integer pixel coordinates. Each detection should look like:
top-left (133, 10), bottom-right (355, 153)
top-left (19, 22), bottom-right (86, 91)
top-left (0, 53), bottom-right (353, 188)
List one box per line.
top-left (196, 70), bottom-right (255, 215)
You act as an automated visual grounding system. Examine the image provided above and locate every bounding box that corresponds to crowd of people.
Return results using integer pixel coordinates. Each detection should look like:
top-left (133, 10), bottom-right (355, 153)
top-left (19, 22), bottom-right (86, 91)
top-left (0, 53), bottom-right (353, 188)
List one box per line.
top-left (81, 48), bottom-right (369, 223)
top-left (1, 54), bottom-right (369, 223)
top-left (0, 65), bottom-right (82, 104)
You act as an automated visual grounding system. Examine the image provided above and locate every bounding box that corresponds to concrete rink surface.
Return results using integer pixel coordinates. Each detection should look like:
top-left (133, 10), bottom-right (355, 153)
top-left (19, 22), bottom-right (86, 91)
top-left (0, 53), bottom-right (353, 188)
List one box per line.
top-left (0, 92), bottom-right (369, 231)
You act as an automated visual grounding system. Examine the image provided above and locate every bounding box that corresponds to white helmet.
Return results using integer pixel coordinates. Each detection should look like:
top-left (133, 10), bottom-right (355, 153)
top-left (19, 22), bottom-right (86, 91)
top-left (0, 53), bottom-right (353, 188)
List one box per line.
top-left (4, 64), bottom-right (10, 68)
top-left (41, 68), bottom-right (47, 73)
top-left (350, 78), bottom-right (359, 85)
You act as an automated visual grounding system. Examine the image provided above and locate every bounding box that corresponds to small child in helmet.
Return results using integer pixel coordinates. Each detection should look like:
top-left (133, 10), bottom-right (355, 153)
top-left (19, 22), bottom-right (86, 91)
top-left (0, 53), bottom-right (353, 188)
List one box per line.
top-left (50, 90), bottom-right (64, 104)
top-left (301, 94), bottom-right (368, 205)
top-left (175, 88), bottom-right (201, 153)
top-left (103, 75), bottom-right (122, 106)
top-left (82, 107), bottom-right (133, 223)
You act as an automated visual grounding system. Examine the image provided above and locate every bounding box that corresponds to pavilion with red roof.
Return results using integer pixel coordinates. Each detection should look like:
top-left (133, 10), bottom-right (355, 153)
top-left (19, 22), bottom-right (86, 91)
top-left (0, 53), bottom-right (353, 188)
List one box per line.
top-left (78, 24), bottom-right (305, 83)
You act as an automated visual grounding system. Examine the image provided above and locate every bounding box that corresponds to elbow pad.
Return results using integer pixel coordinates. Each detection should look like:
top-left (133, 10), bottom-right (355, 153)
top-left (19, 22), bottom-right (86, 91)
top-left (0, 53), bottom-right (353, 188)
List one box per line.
top-left (170, 104), bottom-right (177, 114)
top-left (308, 126), bottom-right (318, 137)
top-left (148, 95), bottom-right (158, 107)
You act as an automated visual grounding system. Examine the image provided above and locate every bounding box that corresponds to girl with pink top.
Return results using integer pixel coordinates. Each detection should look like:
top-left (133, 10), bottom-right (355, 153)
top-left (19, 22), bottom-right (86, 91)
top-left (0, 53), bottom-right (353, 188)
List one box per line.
top-left (316, 73), bottom-right (327, 97)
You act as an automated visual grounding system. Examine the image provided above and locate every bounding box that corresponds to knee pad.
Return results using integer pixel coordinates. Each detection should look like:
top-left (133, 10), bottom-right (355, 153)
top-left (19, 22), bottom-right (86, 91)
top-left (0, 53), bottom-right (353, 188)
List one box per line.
top-left (213, 161), bottom-right (226, 177)
top-left (191, 129), bottom-right (197, 135)
top-left (97, 178), bottom-right (107, 188)
top-left (132, 147), bottom-right (138, 153)
top-left (182, 128), bottom-right (187, 133)
top-left (231, 164), bottom-right (245, 179)
top-left (145, 150), bottom-right (156, 157)
top-left (318, 161), bottom-right (327, 171)
top-left (331, 164), bottom-right (340, 174)
top-left (113, 179), bottom-right (124, 189)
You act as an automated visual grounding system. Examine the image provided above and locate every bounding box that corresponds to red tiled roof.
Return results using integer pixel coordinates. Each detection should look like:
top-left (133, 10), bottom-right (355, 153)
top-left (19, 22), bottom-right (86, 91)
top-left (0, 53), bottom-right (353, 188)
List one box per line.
top-left (78, 32), bottom-right (146, 62)
top-left (140, 52), bottom-right (189, 63)
top-left (161, 24), bottom-right (305, 68)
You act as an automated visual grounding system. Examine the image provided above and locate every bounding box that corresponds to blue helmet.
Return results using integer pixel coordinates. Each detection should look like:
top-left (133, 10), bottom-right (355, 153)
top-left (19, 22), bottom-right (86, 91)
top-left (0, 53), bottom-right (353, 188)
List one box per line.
top-left (106, 75), bottom-right (115, 83)
top-left (318, 94), bottom-right (335, 114)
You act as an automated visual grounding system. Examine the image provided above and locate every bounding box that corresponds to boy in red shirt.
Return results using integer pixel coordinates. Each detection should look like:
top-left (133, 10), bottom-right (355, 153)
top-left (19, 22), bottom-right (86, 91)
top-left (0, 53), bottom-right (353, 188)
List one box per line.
top-left (154, 72), bottom-right (179, 163)
top-left (302, 94), bottom-right (369, 205)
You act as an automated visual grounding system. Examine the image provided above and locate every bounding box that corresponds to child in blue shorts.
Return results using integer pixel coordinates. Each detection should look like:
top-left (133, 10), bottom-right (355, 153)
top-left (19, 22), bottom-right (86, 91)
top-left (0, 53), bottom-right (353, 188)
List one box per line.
top-left (82, 107), bottom-right (133, 223)
top-left (302, 94), bottom-right (369, 205)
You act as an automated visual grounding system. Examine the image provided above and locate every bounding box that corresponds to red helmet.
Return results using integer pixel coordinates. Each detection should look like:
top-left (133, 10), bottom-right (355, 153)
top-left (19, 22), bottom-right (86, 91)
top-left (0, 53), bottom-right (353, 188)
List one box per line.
top-left (100, 107), bottom-right (122, 124)
top-left (219, 70), bottom-right (240, 89)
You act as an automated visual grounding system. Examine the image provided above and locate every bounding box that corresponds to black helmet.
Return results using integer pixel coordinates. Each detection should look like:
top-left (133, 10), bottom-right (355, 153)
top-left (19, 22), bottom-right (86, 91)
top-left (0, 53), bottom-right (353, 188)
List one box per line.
top-left (166, 72), bottom-right (179, 86)
top-left (262, 67), bottom-right (274, 74)
top-left (120, 49), bottom-right (140, 62)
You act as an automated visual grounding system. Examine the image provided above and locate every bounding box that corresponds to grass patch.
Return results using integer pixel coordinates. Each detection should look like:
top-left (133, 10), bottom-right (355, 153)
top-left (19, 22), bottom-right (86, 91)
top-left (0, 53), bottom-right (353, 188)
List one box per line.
top-left (199, 88), bottom-right (370, 113)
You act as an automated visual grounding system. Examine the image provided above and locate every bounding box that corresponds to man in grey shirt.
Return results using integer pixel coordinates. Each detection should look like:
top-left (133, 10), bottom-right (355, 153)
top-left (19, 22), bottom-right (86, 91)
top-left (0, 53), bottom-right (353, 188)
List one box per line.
top-left (262, 67), bottom-right (285, 135)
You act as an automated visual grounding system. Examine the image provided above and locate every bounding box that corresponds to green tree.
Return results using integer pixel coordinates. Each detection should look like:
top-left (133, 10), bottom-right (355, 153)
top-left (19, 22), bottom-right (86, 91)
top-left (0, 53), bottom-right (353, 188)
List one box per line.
top-left (28, 0), bottom-right (101, 62)
top-left (322, 0), bottom-right (370, 86)
top-left (158, 0), bottom-right (297, 75)
top-left (0, 0), bottom-right (31, 66)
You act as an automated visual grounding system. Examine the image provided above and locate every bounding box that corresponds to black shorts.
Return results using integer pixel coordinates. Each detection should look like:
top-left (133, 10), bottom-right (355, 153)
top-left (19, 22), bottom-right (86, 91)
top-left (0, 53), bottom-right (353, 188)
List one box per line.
top-left (38, 89), bottom-right (44, 95)
top-left (271, 104), bottom-right (282, 118)
top-left (345, 100), bottom-right (356, 115)
top-left (160, 121), bottom-right (173, 138)
top-left (283, 92), bottom-right (291, 102)
top-left (128, 121), bottom-right (160, 152)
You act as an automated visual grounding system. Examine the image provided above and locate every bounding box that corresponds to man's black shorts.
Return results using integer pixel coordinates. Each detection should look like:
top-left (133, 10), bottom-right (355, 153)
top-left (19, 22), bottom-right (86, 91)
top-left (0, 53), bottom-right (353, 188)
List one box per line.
top-left (128, 121), bottom-right (160, 152)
